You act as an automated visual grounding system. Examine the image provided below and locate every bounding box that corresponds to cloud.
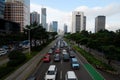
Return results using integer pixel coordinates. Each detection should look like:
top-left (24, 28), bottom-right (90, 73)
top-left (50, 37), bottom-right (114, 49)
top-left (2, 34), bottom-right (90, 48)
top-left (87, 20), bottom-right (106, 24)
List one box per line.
top-left (30, 3), bottom-right (120, 32)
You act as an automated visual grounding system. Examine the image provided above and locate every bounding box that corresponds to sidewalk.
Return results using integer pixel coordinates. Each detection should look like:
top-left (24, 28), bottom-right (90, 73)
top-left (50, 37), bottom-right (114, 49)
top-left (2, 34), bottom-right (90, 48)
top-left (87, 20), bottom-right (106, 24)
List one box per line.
top-left (5, 39), bottom-right (57, 80)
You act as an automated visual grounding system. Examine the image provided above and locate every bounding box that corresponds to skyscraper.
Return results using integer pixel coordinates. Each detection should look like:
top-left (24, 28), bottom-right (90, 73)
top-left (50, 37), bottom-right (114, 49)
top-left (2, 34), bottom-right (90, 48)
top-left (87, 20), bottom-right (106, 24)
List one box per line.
top-left (95, 16), bottom-right (106, 33)
top-left (0, 0), bottom-right (5, 19)
top-left (64, 24), bottom-right (67, 33)
top-left (5, 0), bottom-right (30, 32)
top-left (30, 11), bottom-right (40, 25)
top-left (72, 11), bottom-right (86, 33)
top-left (83, 16), bottom-right (86, 31)
top-left (52, 21), bottom-right (58, 32)
top-left (41, 7), bottom-right (47, 30)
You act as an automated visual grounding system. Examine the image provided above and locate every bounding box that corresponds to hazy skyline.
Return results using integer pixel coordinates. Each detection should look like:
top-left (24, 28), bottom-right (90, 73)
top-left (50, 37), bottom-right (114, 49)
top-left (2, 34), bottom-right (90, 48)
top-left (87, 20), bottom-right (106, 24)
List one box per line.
top-left (30, 0), bottom-right (120, 32)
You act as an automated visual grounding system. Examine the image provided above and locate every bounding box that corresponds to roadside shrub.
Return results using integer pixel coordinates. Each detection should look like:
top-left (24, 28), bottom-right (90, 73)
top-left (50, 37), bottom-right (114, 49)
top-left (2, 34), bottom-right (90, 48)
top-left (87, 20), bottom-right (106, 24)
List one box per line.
top-left (0, 66), bottom-right (14, 79)
top-left (73, 46), bottom-right (115, 71)
top-left (7, 50), bottom-right (26, 67)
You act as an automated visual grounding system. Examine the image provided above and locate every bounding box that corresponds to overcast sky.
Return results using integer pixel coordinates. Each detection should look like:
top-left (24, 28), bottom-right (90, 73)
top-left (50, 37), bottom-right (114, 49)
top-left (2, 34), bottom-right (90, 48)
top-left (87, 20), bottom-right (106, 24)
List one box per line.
top-left (30, 0), bottom-right (120, 32)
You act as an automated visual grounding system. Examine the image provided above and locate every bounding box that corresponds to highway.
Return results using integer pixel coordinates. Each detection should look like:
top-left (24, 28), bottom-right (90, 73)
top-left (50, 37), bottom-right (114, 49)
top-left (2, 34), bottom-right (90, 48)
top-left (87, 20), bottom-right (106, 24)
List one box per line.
top-left (29, 39), bottom-right (93, 80)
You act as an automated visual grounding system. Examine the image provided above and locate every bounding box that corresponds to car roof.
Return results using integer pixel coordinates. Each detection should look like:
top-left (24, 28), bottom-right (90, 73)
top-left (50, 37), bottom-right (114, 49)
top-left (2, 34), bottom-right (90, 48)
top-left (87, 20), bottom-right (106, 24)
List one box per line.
top-left (67, 71), bottom-right (76, 78)
top-left (48, 65), bottom-right (56, 71)
top-left (72, 58), bottom-right (78, 61)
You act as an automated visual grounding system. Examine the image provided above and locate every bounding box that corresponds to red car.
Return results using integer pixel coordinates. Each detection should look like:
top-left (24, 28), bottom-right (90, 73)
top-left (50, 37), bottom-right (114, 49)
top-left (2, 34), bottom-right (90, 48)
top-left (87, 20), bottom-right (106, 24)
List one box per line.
top-left (43, 54), bottom-right (51, 62)
top-left (55, 48), bottom-right (60, 53)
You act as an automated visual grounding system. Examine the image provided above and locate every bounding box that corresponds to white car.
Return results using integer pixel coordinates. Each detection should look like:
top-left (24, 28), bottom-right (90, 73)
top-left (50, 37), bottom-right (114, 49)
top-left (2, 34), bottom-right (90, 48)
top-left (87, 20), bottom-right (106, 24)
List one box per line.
top-left (44, 65), bottom-right (57, 80)
top-left (65, 71), bottom-right (78, 80)
top-left (0, 48), bottom-right (7, 56)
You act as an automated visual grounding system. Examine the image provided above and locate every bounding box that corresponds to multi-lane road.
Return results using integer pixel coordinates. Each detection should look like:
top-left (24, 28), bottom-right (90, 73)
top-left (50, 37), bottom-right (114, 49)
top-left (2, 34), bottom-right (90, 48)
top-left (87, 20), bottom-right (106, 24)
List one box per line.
top-left (28, 39), bottom-right (94, 80)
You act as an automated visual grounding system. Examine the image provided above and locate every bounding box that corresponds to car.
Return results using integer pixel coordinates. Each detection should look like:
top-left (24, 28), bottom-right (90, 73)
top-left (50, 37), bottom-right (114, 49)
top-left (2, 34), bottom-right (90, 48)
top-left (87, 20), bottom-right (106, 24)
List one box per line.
top-left (62, 49), bottom-right (68, 55)
top-left (54, 54), bottom-right (61, 62)
top-left (63, 54), bottom-right (69, 61)
top-left (65, 71), bottom-right (78, 80)
top-left (27, 76), bottom-right (36, 80)
top-left (43, 54), bottom-right (51, 62)
top-left (69, 51), bottom-right (75, 58)
top-left (2, 45), bottom-right (9, 52)
top-left (48, 49), bottom-right (53, 55)
top-left (71, 58), bottom-right (80, 69)
top-left (0, 48), bottom-right (7, 56)
top-left (44, 65), bottom-right (57, 80)
top-left (55, 48), bottom-right (60, 53)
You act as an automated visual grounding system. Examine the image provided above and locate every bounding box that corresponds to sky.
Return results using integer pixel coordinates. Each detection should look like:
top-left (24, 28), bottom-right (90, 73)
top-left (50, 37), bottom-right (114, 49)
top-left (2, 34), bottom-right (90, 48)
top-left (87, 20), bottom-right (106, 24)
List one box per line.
top-left (30, 0), bottom-right (120, 32)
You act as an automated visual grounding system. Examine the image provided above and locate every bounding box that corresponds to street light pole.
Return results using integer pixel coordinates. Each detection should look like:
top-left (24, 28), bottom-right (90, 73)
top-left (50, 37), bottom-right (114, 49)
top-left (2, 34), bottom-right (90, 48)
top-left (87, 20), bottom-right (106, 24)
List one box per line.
top-left (28, 29), bottom-right (31, 55)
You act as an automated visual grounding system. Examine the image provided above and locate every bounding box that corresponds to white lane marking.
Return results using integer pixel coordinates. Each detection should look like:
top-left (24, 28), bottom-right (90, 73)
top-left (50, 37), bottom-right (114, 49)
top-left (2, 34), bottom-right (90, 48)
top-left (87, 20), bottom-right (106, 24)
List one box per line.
top-left (61, 60), bottom-right (62, 64)
top-left (60, 71), bottom-right (62, 80)
top-left (50, 60), bottom-right (53, 64)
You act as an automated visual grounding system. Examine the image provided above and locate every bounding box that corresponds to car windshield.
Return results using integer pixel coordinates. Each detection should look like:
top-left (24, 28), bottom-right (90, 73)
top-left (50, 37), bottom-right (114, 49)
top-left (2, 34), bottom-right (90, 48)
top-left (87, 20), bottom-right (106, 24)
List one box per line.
top-left (73, 62), bottom-right (78, 64)
top-left (47, 71), bottom-right (55, 75)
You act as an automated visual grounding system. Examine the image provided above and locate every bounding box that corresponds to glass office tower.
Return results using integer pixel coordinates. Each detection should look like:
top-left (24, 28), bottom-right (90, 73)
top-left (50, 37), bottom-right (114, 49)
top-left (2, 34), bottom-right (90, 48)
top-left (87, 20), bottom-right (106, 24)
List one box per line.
top-left (5, 0), bottom-right (30, 32)
top-left (0, 0), bottom-right (5, 19)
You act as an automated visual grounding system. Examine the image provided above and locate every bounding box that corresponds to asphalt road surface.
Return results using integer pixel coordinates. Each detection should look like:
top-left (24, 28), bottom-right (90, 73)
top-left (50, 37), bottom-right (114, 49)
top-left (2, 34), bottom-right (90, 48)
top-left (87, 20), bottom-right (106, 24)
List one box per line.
top-left (29, 39), bottom-right (93, 80)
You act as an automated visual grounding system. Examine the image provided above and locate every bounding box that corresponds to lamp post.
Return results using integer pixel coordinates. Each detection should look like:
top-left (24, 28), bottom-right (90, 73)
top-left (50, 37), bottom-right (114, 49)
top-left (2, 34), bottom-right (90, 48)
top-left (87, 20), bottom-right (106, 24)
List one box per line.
top-left (28, 29), bottom-right (31, 55)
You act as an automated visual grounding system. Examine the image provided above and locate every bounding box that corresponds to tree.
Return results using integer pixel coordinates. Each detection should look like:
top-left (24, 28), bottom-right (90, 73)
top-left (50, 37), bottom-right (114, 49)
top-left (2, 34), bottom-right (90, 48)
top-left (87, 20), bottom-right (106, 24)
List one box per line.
top-left (8, 50), bottom-right (26, 67)
top-left (103, 45), bottom-right (116, 65)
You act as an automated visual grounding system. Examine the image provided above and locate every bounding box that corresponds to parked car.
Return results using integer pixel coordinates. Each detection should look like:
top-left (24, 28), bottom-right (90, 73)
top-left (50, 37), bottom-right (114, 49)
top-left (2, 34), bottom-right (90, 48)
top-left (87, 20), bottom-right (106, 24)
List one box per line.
top-left (43, 54), bottom-right (51, 62)
top-left (0, 48), bottom-right (7, 56)
top-left (71, 58), bottom-right (80, 69)
top-left (63, 54), bottom-right (69, 61)
top-left (54, 54), bottom-right (61, 62)
top-left (2, 45), bottom-right (9, 52)
top-left (44, 65), bottom-right (57, 80)
top-left (20, 40), bottom-right (30, 49)
top-left (65, 71), bottom-right (78, 80)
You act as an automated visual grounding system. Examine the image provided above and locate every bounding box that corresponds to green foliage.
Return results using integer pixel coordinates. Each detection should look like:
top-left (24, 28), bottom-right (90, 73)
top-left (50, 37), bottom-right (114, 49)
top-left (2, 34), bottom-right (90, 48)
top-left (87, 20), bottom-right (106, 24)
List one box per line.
top-left (7, 50), bottom-right (26, 67)
top-left (0, 66), bottom-right (14, 79)
top-left (74, 46), bottom-right (115, 71)
top-left (66, 29), bottom-right (120, 62)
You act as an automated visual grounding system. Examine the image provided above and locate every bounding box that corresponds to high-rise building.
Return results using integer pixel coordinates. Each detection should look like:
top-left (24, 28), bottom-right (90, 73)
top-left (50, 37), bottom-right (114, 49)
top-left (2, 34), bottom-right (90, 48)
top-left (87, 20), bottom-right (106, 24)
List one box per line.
top-left (0, 0), bottom-right (5, 19)
top-left (83, 16), bottom-right (86, 31)
top-left (30, 11), bottom-right (40, 25)
top-left (48, 22), bottom-right (53, 32)
top-left (64, 24), bottom-right (67, 33)
top-left (41, 7), bottom-right (47, 30)
top-left (5, 0), bottom-right (30, 32)
top-left (52, 21), bottom-right (58, 32)
top-left (0, 18), bottom-right (20, 33)
top-left (95, 16), bottom-right (106, 33)
top-left (72, 11), bottom-right (86, 33)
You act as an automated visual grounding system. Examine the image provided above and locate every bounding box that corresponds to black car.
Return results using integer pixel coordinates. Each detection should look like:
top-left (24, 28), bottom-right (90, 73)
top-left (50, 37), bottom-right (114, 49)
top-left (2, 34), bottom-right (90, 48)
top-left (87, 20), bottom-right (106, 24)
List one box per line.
top-left (27, 76), bottom-right (36, 80)
top-left (69, 51), bottom-right (75, 58)
top-left (63, 54), bottom-right (69, 61)
top-left (54, 54), bottom-right (61, 62)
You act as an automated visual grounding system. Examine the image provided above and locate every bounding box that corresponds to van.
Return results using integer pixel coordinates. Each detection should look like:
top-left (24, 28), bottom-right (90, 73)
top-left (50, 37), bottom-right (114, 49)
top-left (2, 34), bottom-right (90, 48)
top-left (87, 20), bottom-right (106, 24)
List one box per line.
top-left (65, 71), bottom-right (78, 80)
top-left (44, 65), bottom-right (57, 80)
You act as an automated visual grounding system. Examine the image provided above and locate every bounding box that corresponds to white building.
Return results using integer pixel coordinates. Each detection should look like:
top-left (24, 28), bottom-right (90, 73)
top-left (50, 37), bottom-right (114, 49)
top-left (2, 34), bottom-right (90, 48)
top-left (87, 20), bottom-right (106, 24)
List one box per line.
top-left (41, 7), bottom-right (47, 30)
top-left (72, 11), bottom-right (86, 33)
